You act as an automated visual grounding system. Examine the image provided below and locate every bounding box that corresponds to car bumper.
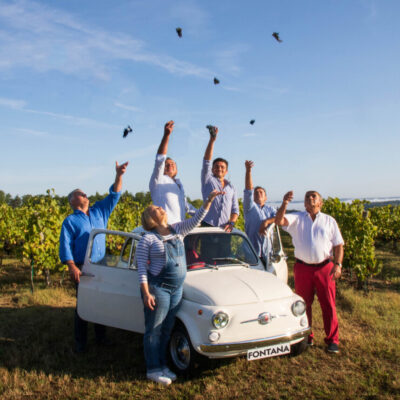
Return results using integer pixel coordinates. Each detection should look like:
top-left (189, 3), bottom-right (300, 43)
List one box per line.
top-left (199, 327), bottom-right (311, 355)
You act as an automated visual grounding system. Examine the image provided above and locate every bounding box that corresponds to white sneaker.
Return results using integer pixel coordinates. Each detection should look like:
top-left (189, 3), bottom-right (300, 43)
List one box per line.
top-left (146, 371), bottom-right (172, 386)
top-left (162, 367), bottom-right (177, 381)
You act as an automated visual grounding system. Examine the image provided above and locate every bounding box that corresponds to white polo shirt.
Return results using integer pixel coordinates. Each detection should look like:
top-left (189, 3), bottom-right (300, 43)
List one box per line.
top-left (149, 154), bottom-right (196, 224)
top-left (283, 211), bottom-right (344, 264)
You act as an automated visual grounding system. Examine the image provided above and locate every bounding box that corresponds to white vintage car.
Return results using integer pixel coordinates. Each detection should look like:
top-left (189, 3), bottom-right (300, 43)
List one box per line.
top-left (77, 225), bottom-right (310, 373)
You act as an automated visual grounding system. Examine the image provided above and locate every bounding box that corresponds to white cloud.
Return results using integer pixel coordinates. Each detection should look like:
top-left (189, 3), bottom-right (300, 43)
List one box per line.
top-left (15, 127), bottom-right (47, 137)
top-left (0, 96), bottom-right (26, 109)
top-left (0, 0), bottom-right (213, 80)
top-left (0, 95), bottom-right (120, 129)
top-left (114, 102), bottom-right (143, 113)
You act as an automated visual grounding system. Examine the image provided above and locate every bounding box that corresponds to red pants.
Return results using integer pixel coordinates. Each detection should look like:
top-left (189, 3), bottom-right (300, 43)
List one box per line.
top-left (294, 261), bottom-right (339, 344)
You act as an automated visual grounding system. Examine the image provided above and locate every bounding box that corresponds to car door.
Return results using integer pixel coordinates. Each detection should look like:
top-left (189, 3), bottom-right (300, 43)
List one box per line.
top-left (77, 229), bottom-right (145, 334)
top-left (265, 224), bottom-right (288, 283)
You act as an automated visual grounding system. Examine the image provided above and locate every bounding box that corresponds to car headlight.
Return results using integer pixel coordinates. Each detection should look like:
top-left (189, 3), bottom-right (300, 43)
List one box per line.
top-left (291, 300), bottom-right (306, 316)
top-left (212, 311), bottom-right (229, 329)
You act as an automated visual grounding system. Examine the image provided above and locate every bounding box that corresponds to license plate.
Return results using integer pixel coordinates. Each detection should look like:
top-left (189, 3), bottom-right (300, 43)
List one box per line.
top-left (247, 343), bottom-right (291, 361)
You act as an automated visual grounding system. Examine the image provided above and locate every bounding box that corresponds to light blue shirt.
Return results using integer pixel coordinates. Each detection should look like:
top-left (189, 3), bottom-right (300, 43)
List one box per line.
top-left (59, 184), bottom-right (121, 265)
top-left (243, 189), bottom-right (277, 258)
top-left (149, 154), bottom-right (196, 224)
top-left (201, 159), bottom-right (239, 227)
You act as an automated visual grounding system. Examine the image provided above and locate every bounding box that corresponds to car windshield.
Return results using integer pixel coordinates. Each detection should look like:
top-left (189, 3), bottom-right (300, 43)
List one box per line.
top-left (183, 232), bottom-right (259, 270)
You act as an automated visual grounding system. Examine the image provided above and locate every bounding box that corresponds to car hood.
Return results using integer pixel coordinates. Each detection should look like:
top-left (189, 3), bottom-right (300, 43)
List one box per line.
top-left (183, 267), bottom-right (293, 306)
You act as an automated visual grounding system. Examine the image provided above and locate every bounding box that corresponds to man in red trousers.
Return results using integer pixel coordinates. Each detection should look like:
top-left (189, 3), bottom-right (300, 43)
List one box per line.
top-left (275, 190), bottom-right (344, 353)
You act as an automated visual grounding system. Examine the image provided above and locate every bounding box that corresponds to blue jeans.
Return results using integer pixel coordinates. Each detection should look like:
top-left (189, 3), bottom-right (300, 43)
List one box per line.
top-left (142, 230), bottom-right (186, 373)
top-left (143, 283), bottom-right (183, 372)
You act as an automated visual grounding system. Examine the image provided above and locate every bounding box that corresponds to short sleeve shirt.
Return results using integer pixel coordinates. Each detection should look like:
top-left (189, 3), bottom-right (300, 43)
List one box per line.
top-left (283, 211), bottom-right (344, 264)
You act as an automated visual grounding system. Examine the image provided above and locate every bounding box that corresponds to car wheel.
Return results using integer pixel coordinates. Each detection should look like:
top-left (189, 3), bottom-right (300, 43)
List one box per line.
top-left (290, 338), bottom-right (308, 357)
top-left (169, 323), bottom-right (200, 374)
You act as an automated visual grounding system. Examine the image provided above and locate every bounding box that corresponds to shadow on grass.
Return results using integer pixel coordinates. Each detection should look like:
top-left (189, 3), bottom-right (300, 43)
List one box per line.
top-left (0, 305), bottom-right (147, 381)
top-left (0, 305), bottom-right (231, 382)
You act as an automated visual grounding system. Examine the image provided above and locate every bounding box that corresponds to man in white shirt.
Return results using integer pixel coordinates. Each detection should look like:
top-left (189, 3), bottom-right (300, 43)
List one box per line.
top-left (275, 190), bottom-right (344, 353)
top-left (149, 121), bottom-right (196, 224)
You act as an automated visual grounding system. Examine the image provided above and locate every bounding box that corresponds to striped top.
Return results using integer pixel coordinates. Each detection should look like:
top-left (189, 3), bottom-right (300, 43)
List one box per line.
top-left (137, 206), bottom-right (208, 284)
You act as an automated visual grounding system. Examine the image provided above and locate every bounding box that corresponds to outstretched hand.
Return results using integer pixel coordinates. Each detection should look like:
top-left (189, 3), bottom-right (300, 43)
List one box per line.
top-left (245, 160), bottom-right (254, 170)
top-left (116, 161), bottom-right (129, 176)
top-left (164, 120), bottom-right (175, 136)
top-left (207, 125), bottom-right (218, 139)
top-left (207, 189), bottom-right (224, 202)
top-left (204, 190), bottom-right (224, 211)
top-left (283, 191), bottom-right (294, 205)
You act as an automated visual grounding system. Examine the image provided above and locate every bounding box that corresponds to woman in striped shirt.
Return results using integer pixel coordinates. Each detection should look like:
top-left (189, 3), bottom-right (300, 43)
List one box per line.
top-left (137, 189), bottom-right (222, 385)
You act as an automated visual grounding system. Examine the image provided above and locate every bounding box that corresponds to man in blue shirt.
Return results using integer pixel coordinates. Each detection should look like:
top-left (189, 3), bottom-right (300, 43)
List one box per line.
top-left (243, 161), bottom-right (276, 266)
top-left (201, 127), bottom-right (239, 231)
top-left (59, 161), bottom-right (128, 353)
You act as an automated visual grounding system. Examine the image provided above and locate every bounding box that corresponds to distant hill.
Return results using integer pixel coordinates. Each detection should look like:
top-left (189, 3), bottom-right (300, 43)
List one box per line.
top-left (365, 200), bottom-right (400, 209)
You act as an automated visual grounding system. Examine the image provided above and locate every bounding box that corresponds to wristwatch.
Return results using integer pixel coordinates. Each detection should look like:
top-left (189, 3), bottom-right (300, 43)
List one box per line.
top-left (228, 221), bottom-right (235, 227)
top-left (335, 262), bottom-right (342, 267)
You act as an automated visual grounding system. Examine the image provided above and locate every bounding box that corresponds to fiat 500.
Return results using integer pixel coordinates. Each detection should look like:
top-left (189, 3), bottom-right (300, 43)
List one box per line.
top-left (77, 224), bottom-right (310, 373)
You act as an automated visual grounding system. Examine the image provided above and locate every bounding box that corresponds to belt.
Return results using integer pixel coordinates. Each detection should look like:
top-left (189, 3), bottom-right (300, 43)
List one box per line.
top-left (295, 258), bottom-right (331, 268)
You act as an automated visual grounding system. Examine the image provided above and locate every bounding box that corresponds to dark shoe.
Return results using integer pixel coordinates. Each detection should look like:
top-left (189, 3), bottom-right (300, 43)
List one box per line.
top-left (307, 338), bottom-right (314, 347)
top-left (327, 343), bottom-right (339, 353)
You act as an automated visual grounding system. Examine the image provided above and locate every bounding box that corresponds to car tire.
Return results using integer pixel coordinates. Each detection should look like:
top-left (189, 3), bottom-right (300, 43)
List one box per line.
top-left (168, 322), bottom-right (202, 374)
top-left (290, 338), bottom-right (308, 357)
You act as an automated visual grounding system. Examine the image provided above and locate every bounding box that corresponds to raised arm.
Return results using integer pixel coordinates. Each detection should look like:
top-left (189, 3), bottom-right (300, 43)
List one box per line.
top-left (174, 190), bottom-right (223, 236)
top-left (113, 161), bottom-right (129, 193)
top-left (203, 126), bottom-right (218, 161)
top-left (274, 191), bottom-right (294, 226)
top-left (245, 160), bottom-right (254, 190)
top-left (157, 120), bottom-right (174, 155)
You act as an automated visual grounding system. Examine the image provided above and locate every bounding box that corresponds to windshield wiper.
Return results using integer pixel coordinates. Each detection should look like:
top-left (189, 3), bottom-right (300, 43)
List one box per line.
top-left (212, 257), bottom-right (249, 267)
top-left (187, 263), bottom-right (218, 270)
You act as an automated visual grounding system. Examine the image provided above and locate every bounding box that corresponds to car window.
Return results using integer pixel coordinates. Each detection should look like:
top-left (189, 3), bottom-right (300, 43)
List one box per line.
top-left (121, 238), bottom-right (138, 269)
top-left (184, 233), bottom-right (259, 269)
top-left (89, 232), bottom-right (138, 269)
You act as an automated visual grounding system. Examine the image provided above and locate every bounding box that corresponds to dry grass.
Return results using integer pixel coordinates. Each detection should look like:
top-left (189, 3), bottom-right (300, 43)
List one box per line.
top-left (0, 246), bottom-right (399, 400)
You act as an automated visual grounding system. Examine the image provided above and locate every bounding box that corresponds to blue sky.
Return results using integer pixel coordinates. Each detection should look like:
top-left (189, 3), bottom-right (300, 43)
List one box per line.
top-left (0, 0), bottom-right (399, 202)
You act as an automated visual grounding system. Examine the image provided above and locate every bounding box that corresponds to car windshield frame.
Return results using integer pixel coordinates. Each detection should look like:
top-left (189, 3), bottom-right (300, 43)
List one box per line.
top-left (184, 231), bottom-right (259, 271)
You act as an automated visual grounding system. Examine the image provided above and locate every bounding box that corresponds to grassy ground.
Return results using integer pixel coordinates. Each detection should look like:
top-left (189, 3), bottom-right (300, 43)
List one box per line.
top-left (0, 244), bottom-right (399, 400)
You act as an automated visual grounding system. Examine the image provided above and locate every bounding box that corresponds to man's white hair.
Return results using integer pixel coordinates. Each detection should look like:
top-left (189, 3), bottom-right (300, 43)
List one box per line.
top-left (68, 189), bottom-right (82, 208)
